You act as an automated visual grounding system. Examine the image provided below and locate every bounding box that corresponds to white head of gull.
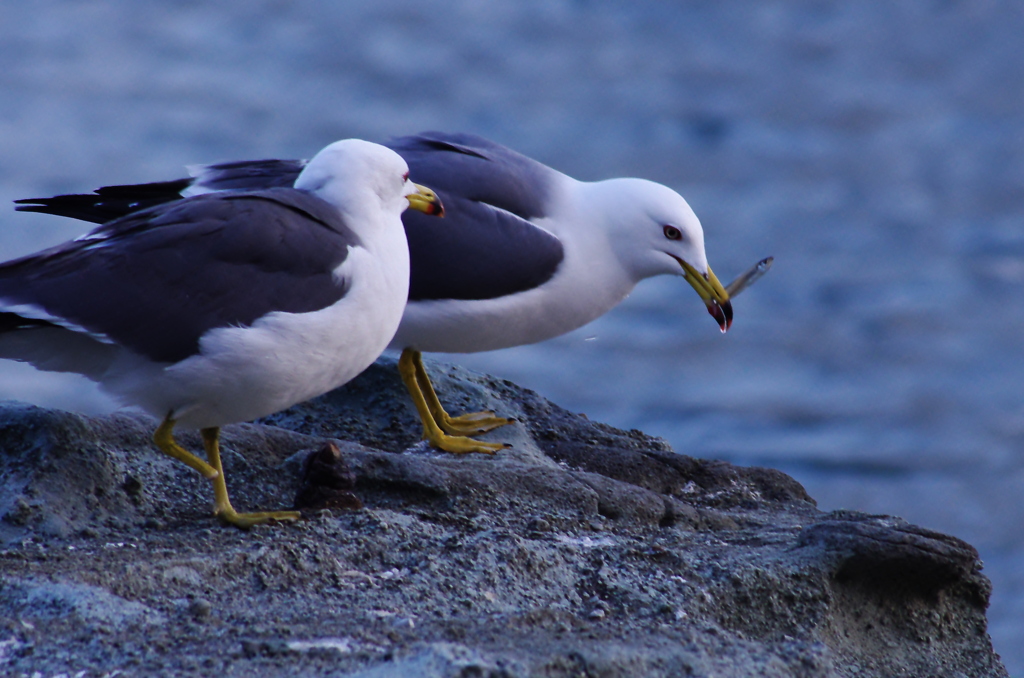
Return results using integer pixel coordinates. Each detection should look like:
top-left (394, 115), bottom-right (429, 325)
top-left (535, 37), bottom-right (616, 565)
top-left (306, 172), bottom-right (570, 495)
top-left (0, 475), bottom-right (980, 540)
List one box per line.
top-left (1, 138), bottom-right (443, 527)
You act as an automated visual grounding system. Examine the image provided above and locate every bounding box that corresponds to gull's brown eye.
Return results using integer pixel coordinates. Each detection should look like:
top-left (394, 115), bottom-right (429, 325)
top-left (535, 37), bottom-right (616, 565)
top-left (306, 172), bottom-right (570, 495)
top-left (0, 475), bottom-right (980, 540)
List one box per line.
top-left (663, 225), bottom-right (682, 240)
top-left (403, 171), bottom-right (410, 181)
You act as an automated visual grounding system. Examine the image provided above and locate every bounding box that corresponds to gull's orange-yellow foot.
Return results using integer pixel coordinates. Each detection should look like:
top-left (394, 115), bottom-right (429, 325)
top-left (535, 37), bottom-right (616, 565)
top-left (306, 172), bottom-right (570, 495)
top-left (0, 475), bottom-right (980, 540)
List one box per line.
top-left (201, 428), bottom-right (301, 528)
top-left (151, 415), bottom-right (299, 528)
top-left (398, 348), bottom-right (512, 454)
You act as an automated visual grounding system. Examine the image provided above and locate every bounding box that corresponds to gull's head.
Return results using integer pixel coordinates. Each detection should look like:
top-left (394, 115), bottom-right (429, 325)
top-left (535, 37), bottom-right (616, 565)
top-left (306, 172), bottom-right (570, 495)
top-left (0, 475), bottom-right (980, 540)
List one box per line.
top-left (295, 139), bottom-right (443, 221)
top-left (600, 178), bottom-right (732, 332)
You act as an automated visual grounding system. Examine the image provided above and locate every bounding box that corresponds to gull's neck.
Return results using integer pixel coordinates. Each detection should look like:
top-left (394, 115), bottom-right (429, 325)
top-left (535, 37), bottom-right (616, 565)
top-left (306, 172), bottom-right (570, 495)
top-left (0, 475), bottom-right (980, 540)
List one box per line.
top-left (552, 177), bottom-right (653, 287)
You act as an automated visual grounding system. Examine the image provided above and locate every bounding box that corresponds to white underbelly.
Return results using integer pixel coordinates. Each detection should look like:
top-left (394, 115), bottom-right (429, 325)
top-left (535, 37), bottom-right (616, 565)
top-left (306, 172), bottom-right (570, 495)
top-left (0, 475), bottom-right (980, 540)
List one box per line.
top-left (107, 246), bottom-right (409, 429)
top-left (391, 273), bottom-right (635, 354)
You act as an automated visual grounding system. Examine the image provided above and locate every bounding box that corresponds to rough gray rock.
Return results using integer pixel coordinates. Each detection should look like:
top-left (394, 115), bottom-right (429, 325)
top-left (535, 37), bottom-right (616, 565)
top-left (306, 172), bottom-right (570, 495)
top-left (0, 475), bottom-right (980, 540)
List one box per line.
top-left (0, 357), bottom-right (1007, 677)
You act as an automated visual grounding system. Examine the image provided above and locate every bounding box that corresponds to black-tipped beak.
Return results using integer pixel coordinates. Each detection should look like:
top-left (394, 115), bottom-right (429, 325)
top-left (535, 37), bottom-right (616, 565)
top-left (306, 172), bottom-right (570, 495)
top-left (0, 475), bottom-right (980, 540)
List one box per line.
top-left (706, 297), bottom-right (734, 332)
top-left (675, 258), bottom-right (733, 333)
top-left (407, 183), bottom-right (444, 216)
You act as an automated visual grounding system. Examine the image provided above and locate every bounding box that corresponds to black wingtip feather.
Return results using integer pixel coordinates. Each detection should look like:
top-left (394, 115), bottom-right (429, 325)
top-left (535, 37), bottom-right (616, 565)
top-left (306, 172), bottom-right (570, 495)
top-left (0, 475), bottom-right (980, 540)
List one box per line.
top-left (0, 312), bottom-right (56, 334)
top-left (14, 178), bottom-right (194, 225)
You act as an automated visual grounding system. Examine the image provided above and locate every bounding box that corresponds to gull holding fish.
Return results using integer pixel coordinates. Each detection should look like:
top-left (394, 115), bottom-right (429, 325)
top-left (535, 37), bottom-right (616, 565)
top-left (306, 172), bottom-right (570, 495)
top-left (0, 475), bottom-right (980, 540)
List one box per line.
top-left (18, 132), bottom-right (771, 454)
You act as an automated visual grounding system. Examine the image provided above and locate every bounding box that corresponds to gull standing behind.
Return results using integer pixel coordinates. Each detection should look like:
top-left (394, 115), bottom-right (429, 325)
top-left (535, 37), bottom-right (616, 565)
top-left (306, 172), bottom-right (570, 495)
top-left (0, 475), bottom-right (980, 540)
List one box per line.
top-left (16, 132), bottom-right (731, 455)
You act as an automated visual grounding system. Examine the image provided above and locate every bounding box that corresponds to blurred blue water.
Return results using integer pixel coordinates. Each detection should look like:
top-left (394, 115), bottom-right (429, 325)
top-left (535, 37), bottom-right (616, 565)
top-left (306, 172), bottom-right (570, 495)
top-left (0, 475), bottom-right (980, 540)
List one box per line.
top-left (1, 1), bottom-right (1022, 670)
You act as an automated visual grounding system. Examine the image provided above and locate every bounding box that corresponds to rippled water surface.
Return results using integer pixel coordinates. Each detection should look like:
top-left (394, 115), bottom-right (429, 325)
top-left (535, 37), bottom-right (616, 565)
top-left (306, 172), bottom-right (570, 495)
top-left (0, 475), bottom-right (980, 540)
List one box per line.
top-left (1, 2), bottom-right (1022, 670)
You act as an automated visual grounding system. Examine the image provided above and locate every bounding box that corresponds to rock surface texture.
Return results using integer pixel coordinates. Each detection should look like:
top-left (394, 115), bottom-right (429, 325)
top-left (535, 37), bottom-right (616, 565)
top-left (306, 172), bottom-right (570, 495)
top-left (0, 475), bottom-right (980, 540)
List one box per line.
top-left (0, 357), bottom-right (1007, 677)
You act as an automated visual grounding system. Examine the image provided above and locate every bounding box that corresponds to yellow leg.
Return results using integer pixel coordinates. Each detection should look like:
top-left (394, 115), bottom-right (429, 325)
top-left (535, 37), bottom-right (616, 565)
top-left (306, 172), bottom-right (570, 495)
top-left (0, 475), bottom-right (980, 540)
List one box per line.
top-left (398, 348), bottom-right (508, 454)
top-left (153, 414), bottom-right (219, 479)
top-left (410, 349), bottom-right (513, 435)
top-left (201, 427), bottom-right (301, 528)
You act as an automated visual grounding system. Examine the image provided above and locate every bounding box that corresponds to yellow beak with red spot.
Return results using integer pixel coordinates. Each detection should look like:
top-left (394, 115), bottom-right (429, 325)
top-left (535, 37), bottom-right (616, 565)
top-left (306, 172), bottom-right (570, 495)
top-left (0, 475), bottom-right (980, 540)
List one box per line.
top-left (407, 183), bottom-right (444, 216)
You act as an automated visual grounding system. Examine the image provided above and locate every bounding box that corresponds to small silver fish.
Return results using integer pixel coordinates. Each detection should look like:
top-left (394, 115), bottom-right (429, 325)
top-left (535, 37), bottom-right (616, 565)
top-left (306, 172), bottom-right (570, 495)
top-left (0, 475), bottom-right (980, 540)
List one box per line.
top-left (725, 256), bottom-right (774, 297)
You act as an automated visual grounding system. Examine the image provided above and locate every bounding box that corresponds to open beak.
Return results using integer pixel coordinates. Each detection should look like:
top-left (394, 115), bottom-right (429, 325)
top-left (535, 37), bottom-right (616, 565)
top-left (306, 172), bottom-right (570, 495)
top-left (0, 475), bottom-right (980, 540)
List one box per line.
top-left (676, 259), bottom-right (733, 332)
top-left (406, 183), bottom-right (444, 216)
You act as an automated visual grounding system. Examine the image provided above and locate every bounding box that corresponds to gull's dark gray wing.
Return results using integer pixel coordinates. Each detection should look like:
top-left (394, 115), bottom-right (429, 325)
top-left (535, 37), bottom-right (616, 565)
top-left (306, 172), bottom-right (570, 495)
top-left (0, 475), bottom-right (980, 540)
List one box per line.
top-left (14, 132), bottom-right (567, 303)
top-left (389, 132), bottom-right (565, 302)
top-left (389, 132), bottom-right (553, 220)
top-left (186, 159), bottom-right (306, 192)
top-left (0, 188), bottom-right (357, 364)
